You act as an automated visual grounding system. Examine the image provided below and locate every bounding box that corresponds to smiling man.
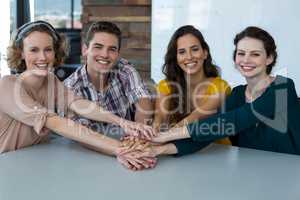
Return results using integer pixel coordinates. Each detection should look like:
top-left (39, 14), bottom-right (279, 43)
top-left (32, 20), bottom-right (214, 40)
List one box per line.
top-left (64, 21), bottom-right (153, 138)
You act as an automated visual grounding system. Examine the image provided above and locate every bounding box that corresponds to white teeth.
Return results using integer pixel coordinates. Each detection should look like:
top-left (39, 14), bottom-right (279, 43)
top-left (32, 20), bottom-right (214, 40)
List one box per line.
top-left (96, 60), bottom-right (109, 64)
top-left (241, 65), bottom-right (255, 70)
top-left (36, 64), bottom-right (48, 68)
top-left (186, 62), bottom-right (197, 67)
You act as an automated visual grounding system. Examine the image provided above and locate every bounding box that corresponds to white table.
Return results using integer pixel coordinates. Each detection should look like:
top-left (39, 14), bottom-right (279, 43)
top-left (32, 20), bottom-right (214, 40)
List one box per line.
top-left (1, 137), bottom-right (300, 200)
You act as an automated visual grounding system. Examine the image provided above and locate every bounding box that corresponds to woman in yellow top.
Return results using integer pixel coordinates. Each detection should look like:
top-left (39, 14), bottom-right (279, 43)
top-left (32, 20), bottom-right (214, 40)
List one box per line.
top-left (151, 25), bottom-right (232, 157)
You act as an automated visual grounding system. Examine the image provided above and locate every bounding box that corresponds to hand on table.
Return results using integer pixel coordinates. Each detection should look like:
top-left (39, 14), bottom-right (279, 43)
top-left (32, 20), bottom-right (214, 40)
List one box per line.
top-left (116, 138), bottom-right (159, 171)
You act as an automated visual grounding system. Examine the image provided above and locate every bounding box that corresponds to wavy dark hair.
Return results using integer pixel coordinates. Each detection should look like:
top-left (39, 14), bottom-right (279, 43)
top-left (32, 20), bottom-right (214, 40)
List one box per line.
top-left (233, 26), bottom-right (277, 74)
top-left (162, 25), bottom-right (219, 122)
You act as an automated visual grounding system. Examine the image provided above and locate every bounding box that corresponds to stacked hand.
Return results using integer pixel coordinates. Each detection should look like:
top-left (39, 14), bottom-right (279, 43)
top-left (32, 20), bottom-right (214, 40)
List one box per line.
top-left (116, 137), bottom-right (160, 171)
top-left (120, 120), bottom-right (157, 140)
top-left (116, 123), bottom-right (185, 171)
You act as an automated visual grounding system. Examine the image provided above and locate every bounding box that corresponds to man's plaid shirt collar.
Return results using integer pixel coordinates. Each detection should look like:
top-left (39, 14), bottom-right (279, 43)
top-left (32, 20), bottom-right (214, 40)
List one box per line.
top-left (72, 59), bottom-right (126, 91)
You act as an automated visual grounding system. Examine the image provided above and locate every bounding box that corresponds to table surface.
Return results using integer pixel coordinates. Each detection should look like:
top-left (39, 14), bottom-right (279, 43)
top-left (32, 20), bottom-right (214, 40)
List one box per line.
top-left (1, 137), bottom-right (300, 200)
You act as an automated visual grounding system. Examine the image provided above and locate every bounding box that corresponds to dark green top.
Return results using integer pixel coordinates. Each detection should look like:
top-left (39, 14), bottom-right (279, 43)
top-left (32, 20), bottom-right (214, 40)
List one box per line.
top-left (185, 76), bottom-right (300, 155)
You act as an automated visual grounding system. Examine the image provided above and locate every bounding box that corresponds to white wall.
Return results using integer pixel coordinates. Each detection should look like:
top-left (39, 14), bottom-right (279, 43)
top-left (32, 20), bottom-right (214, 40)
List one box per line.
top-left (151, 0), bottom-right (300, 95)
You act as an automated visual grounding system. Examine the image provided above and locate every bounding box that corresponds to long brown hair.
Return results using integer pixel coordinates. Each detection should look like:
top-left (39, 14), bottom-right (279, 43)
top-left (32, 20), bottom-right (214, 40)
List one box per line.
top-left (162, 25), bottom-right (218, 122)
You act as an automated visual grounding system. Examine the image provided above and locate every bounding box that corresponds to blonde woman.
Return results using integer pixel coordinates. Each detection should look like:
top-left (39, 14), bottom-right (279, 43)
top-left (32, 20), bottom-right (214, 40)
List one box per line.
top-left (0, 21), bottom-right (156, 170)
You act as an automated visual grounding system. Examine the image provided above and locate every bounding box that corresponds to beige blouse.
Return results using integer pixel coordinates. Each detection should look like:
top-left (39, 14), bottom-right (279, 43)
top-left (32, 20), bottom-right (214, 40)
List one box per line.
top-left (0, 73), bottom-right (82, 153)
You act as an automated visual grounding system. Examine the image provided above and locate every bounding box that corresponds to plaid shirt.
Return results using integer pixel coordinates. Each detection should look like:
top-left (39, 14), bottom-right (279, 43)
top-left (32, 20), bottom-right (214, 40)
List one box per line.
top-left (64, 58), bottom-right (152, 138)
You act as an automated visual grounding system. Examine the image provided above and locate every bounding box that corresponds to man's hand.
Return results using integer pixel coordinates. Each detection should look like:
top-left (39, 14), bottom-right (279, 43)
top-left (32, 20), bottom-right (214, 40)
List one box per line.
top-left (120, 120), bottom-right (157, 140)
top-left (117, 152), bottom-right (157, 171)
top-left (116, 138), bottom-right (158, 171)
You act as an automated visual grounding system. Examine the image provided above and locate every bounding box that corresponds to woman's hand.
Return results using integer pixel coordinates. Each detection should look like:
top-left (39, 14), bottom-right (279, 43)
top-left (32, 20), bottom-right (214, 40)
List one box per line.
top-left (116, 137), bottom-right (180, 170)
top-left (120, 120), bottom-right (157, 140)
top-left (117, 151), bottom-right (157, 171)
top-left (151, 126), bottom-right (190, 143)
top-left (119, 138), bottom-right (159, 156)
top-left (116, 138), bottom-right (158, 170)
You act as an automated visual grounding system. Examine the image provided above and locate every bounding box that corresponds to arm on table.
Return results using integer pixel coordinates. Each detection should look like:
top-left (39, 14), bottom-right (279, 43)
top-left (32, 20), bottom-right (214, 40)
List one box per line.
top-left (154, 78), bottom-right (297, 144)
top-left (69, 99), bottom-right (154, 138)
top-left (45, 115), bottom-right (120, 156)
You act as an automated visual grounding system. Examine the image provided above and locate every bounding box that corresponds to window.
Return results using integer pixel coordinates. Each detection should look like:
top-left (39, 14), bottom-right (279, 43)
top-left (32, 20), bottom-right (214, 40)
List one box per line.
top-left (34, 0), bottom-right (82, 29)
top-left (33, 0), bottom-right (83, 80)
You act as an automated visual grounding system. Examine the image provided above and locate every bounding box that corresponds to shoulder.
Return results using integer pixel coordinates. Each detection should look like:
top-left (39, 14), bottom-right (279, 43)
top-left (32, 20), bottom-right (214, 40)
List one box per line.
top-left (231, 84), bottom-right (246, 95)
top-left (117, 58), bottom-right (139, 76)
top-left (64, 65), bottom-right (85, 88)
top-left (211, 77), bottom-right (230, 88)
top-left (223, 84), bottom-right (246, 109)
top-left (0, 75), bottom-right (17, 89)
top-left (157, 79), bottom-right (172, 95)
top-left (158, 79), bottom-right (168, 86)
top-left (264, 75), bottom-right (297, 96)
top-left (273, 75), bottom-right (295, 88)
top-left (272, 76), bottom-right (298, 99)
top-left (207, 77), bottom-right (231, 95)
top-left (224, 84), bottom-right (246, 102)
top-left (115, 58), bottom-right (143, 85)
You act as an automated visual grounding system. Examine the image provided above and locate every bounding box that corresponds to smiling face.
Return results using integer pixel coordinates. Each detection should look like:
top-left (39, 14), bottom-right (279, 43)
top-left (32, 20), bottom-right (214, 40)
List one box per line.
top-left (176, 33), bottom-right (208, 76)
top-left (235, 37), bottom-right (273, 79)
top-left (84, 32), bottom-right (120, 75)
top-left (22, 31), bottom-right (55, 77)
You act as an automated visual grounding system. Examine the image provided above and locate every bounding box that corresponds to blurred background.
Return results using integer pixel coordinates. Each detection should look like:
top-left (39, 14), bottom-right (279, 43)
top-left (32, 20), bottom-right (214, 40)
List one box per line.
top-left (1, 0), bottom-right (151, 81)
top-left (1, 0), bottom-right (299, 95)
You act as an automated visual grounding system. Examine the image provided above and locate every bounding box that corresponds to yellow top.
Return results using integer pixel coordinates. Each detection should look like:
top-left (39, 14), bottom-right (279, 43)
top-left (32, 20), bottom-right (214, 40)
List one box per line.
top-left (157, 76), bottom-right (232, 145)
top-left (157, 76), bottom-right (231, 96)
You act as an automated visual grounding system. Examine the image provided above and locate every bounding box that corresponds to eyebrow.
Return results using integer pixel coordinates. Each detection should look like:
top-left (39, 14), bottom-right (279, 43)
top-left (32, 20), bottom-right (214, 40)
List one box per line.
top-left (190, 45), bottom-right (200, 48)
top-left (93, 43), bottom-right (118, 49)
top-left (236, 49), bottom-right (263, 53)
top-left (27, 45), bottom-right (53, 49)
top-left (178, 44), bottom-right (200, 50)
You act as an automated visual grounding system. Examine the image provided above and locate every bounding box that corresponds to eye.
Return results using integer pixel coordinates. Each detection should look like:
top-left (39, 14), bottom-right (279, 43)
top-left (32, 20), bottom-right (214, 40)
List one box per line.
top-left (109, 47), bottom-right (118, 52)
top-left (177, 49), bottom-right (185, 55)
top-left (30, 48), bottom-right (38, 52)
top-left (237, 52), bottom-right (245, 56)
top-left (93, 44), bottom-right (103, 50)
top-left (191, 47), bottom-right (199, 52)
top-left (252, 53), bottom-right (260, 57)
top-left (45, 47), bottom-right (53, 52)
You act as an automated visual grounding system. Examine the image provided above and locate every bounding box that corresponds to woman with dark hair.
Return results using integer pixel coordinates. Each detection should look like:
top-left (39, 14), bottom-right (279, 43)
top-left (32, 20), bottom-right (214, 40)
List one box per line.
top-left (148, 25), bottom-right (231, 157)
top-left (151, 26), bottom-right (300, 155)
top-left (0, 20), bottom-right (157, 170)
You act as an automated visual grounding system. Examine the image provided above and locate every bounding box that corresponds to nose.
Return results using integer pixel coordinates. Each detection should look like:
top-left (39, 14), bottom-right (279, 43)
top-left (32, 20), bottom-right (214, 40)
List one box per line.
top-left (38, 51), bottom-right (47, 60)
top-left (100, 48), bottom-right (109, 58)
top-left (242, 54), bottom-right (250, 63)
top-left (185, 50), bottom-right (193, 60)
